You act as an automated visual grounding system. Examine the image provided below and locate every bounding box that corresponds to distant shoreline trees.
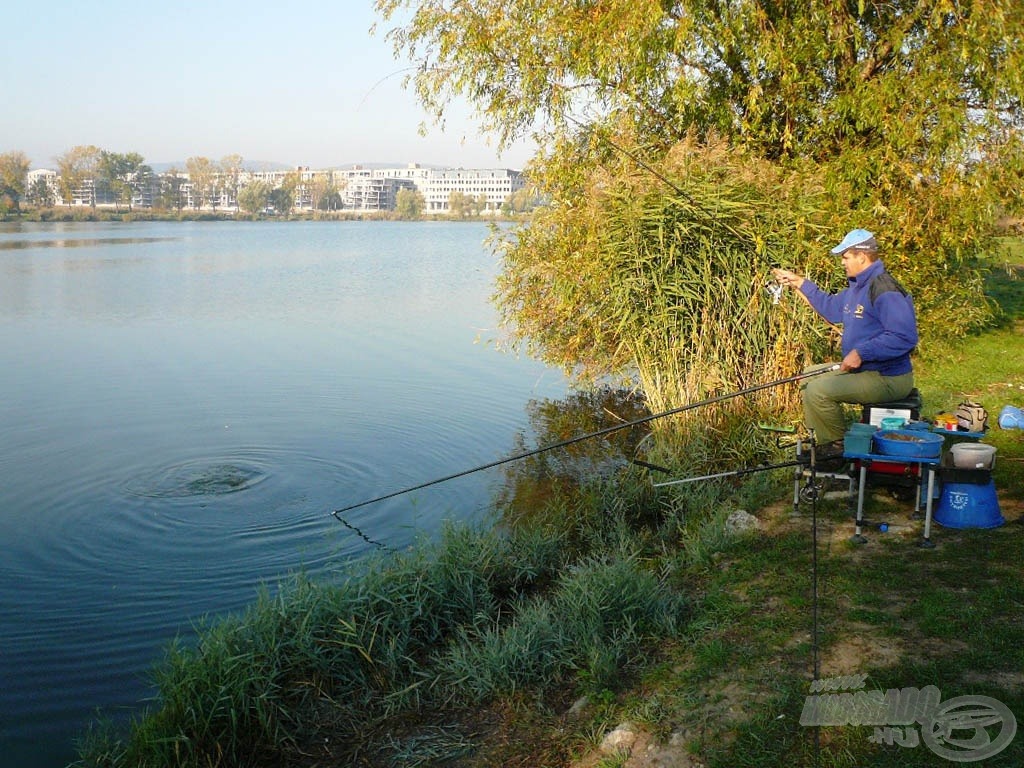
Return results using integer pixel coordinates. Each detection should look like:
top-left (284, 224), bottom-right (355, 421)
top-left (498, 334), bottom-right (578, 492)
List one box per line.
top-left (1, 145), bottom-right (538, 218)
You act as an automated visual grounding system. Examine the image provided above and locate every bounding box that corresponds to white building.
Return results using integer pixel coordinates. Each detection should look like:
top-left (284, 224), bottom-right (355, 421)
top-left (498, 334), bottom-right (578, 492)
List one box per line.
top-left (31, 162), bottom-right (527, 214)
top-left (26, 169), bottom-right (60, 203)
top-left (342, 175), bottom-right (416, 211)
top-left (376, 164), bottom-right (525, 212)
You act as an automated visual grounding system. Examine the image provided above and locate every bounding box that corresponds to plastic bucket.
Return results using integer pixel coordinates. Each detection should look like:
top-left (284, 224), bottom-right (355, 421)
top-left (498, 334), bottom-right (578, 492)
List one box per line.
top-left (935, 479), bottom-right (1004, 529)
top-left (880, 416), bottom-right (906, 431)
top-left (951, 443), bottom-right (997, 469)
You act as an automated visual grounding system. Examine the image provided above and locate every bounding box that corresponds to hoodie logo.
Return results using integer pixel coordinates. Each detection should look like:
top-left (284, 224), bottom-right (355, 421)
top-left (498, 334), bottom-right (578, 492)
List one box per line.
top-left (854, 303), bottom-right (865, 318)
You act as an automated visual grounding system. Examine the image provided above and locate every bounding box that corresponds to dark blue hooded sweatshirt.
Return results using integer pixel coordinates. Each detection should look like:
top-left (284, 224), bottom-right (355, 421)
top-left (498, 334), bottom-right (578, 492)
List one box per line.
top-left (798, 259), bottom-right (918, 376)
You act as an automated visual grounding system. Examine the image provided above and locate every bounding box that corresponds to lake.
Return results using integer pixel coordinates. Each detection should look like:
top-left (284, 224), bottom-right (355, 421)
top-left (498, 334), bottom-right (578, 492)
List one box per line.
top-left (0, 219), bottom-right (567, 767)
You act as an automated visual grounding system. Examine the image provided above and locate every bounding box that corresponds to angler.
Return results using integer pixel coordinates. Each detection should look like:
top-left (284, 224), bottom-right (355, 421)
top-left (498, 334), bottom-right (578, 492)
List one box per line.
top-left (772, 229), bottom-right (919, 463)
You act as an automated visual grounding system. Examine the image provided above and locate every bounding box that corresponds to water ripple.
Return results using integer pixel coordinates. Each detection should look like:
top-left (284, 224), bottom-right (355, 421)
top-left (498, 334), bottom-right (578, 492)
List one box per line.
top-left (0, 236), bottom-right (178, 250)
top-left (123, 458), bottom-right (268, 499)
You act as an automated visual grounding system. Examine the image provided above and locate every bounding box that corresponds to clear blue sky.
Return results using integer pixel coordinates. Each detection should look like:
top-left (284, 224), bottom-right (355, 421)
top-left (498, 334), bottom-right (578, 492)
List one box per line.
top-left (2, 1), bottom-right (535, 171)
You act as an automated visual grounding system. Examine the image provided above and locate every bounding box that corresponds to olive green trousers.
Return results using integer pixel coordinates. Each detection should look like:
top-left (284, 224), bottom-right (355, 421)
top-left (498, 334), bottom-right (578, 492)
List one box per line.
top-left (801, 366), bottom-right (915, 444)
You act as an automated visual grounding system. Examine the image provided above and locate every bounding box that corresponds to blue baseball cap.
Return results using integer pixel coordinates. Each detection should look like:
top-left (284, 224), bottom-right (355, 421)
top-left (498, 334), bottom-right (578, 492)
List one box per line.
top-left (830, 228), bottom-right (878, 254)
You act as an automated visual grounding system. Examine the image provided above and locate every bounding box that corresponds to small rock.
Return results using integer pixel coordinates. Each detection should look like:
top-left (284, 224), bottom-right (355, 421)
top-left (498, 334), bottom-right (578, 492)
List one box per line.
top-left (725, 509), bottom-right (761, 535)
top-left (600, 722), bottom-right (637, 754)
top-left (668, 729), bottom-right (689, 747)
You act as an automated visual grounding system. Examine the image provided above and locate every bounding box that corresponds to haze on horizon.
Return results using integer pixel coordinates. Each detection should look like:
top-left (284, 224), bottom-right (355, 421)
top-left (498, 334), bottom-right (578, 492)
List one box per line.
top-left (1, 1), bottom-right (536, 172)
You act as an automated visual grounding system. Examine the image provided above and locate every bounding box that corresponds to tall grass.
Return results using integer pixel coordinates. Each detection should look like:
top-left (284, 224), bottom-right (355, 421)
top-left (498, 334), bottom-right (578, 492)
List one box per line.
top-left (595, 139), bottom-right (832, 438)
top-left (434, 552), bottom-right (686, 705)
top-left (74, 477), bottom-right (699, 767)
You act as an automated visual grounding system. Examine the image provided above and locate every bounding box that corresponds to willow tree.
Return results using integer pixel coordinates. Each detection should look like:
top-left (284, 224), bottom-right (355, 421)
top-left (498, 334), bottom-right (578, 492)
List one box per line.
top-left (375, 1), bottom-right (1024, 412)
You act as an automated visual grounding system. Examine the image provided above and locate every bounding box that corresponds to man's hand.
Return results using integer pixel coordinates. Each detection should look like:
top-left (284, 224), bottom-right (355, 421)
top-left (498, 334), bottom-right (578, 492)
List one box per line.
top-left (841, 349), bottom-right (862, 371)
top-left (771, 268), bottom-right (804, 290)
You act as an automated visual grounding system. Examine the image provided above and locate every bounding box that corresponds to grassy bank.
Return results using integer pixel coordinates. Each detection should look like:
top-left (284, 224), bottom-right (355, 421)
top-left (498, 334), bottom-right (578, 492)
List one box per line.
top-left (76, 246), bottom-right (1024, 767)
top-left (75, 484), bottom-right (699, 767)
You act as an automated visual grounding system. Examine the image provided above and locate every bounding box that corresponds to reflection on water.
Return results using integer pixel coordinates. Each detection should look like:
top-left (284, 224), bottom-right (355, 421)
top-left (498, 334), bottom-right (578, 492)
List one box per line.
top-left (498, 387), bottom-right (652, 524)
top-left (0, 236), bottom-right (178, 250)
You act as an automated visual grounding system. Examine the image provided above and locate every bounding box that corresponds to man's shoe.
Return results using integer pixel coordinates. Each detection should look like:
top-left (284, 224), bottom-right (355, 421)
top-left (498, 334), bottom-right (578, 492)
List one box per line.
top-left (816, 440), bottom-right (845, 460)
top-left (814, 440), bottom-right (847, 471)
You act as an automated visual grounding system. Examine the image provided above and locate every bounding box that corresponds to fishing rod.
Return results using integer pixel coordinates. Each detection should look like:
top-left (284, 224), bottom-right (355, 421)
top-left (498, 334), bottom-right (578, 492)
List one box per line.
top-left (331, 364), bottom-right (839, 524)
top-left (570, 116), bottom-right (690, 200)
top-left (653, 459), bottom-right (805, 488)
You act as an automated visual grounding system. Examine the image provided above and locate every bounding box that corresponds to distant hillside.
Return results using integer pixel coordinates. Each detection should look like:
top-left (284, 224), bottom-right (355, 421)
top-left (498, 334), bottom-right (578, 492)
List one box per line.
top-left (329, 161), bottom-right (447, 170)
top-left (149, 160), bottom-right (294, 173)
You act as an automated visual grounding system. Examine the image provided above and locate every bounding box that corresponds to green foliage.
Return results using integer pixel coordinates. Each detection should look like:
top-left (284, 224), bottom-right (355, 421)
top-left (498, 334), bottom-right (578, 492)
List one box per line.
top-left (185, 156), bottom-right (218, 210)
top-left (497, 137), bottom-right (834, 415)
top-left (0, 151), bottom-right (30, 211)
top-left (503, 184), bottom-right (545, 215)
top-left (447, 189), bottom-right (471, 218)
top-left (73, 522), bottom-right (578, 766)
top-left (395, 186), bottom-right (425, 218)
top-left (237, 180), bottom-right (271, 215)
top-left (220, 154), bottom-right (245, 209)
top-left (56, 145), bottom-right (102, 207)
top-left (97, 151), bottom-right (150, 211)
top-left (377, 0), bottom-right (1023, 418)
top-left (431, 553), bottom-right (686, 704)
top-left (267, 186), bottom-right (294, 215)
top-left (26, 175), bottom-right (55, 207)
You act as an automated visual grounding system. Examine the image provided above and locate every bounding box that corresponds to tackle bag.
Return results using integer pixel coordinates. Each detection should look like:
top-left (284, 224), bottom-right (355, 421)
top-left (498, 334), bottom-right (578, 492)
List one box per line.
top-left (956, 401), bottom-right (988, 433)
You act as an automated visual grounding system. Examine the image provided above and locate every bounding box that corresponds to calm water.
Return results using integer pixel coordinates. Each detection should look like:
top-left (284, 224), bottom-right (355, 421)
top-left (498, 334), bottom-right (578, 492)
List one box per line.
top-left (0, 220), bottom-right (566, 767)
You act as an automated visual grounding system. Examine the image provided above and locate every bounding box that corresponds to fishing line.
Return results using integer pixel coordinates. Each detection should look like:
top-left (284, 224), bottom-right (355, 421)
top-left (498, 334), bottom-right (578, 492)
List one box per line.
top-left (331, 364), bottom-right (839, 526)
top-left (531, 111), bottom-right (823, 761)
top-left (569, 115), bottom-right (690, 200)
top-left (355, 66), bottom-right (418, 111)
top-left (333, 513), bottom-right (393, 551)
top-left (560, 110), bottom-right (754, 247)
top-left (810, 450), bottom-right (822, 767)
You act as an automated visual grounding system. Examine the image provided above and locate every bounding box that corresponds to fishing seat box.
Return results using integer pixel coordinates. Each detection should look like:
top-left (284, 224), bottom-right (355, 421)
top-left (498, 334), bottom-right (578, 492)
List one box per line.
top-left (860, 389), bottom-right (922, 427)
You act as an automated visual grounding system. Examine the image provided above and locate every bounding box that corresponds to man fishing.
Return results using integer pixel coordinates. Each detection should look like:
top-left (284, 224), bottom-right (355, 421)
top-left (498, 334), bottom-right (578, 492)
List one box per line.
top-left (772, 229), bottom-right (919, 461)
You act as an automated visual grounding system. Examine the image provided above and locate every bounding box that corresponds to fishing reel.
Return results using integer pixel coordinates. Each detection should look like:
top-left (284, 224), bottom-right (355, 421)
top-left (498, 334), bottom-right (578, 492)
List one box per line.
top-left (800, 480), bottom-right (823, 503)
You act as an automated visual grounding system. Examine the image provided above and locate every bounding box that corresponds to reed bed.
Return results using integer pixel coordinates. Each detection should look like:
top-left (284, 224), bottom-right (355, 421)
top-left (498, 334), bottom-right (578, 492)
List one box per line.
top-left (598, 139), bottom-right (828, 419)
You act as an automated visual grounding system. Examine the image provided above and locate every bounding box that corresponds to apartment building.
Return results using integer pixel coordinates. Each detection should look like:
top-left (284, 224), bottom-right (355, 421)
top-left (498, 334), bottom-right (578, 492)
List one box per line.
top-left (376, 164), bottom-right (525, 212)
top-left (26, 168), bottom-right (59, 202)
top-left (343, 175), bottom-right (417, 211)
top-left (32, 163), bottom-right (526, 213)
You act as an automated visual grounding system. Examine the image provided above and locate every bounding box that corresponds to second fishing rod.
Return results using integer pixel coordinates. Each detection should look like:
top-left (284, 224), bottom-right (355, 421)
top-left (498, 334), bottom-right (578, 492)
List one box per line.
top-left (331, 363), bottom-right (838, 522)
